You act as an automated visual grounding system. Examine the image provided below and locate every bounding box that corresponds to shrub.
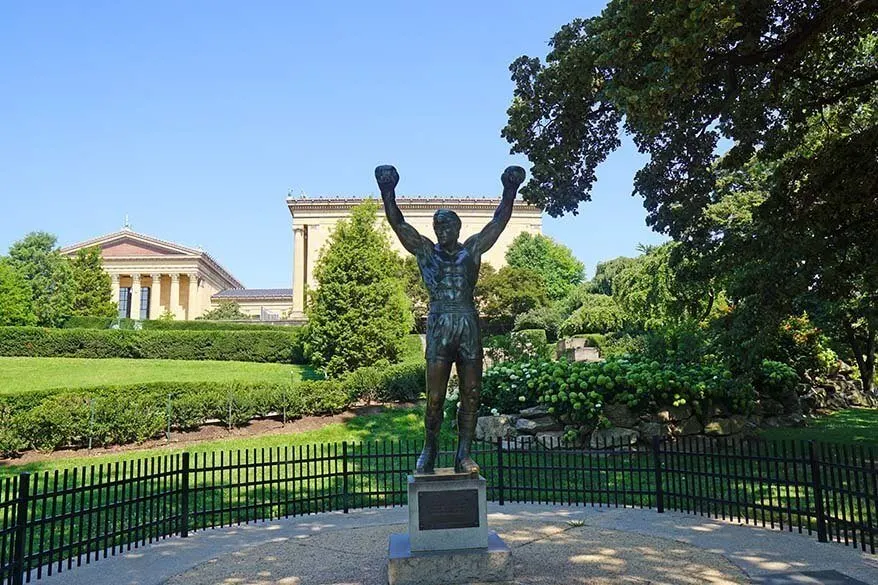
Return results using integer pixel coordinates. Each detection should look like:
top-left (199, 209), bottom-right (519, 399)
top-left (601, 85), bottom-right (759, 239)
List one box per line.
top-left (298, 380), bottom-right (350, 414)
top-left (514, 305), bottom-right (563, 341)
top-left (559, 294), bottom-right (626, 335)
top-left (757, 360), bottom-right (800, 399)
top-left (481, 356), bottom-right (758, 438)
top-left (0, 326), bottom-right (307, 363)
top-left (485, 331), bottom-right (553, 364)
top-left (16, 394), bottom-right (92, 451)
top-left (91, 393), bottom-right (165, 446)
top-left (379, 361), bottom-right (426, 402)
top-left (342, 366), bottom-right (385, 404)
top-left (142, 320), bottom-right (283, 331)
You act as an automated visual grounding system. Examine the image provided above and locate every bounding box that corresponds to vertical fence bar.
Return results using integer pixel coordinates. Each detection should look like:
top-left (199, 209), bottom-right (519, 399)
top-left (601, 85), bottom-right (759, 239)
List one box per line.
top-left (342, 442), bottom-right (350, 514)
top-left (180, 452), bottom-right (190, 538)
top-left (652, 436), bottom-right (664, 513)
top-left (496, 436), bottom-right (505, 506)
top-left (12, 473), bottom-right (29, 585)
top-left (809, 441), bottom-right (828, 543)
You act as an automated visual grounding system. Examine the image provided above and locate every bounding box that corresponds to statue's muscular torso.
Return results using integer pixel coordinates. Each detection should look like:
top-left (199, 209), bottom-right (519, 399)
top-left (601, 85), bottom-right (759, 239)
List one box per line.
top-left (418, 243), bottom-right (480, 314)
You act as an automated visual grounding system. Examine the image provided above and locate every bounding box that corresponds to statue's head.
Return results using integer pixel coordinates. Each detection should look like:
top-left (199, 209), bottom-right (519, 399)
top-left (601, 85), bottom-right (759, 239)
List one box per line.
top-left (433, 209), bottom-right (461, 247)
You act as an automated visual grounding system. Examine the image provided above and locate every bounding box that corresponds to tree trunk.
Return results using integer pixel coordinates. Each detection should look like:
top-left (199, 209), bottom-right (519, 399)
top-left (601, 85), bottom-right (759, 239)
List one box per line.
top-left (843, 318), bottom-right (876, 396)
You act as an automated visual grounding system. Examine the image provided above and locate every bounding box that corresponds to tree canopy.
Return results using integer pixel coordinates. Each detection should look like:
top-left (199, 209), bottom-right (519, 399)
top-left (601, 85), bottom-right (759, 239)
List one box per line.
top-left (505, 233), bottom-right (584, 301)
top-left (7, 232), bottom-right (73, 327)
top-left (477, 265), bottom-right (550, 332)
top-left (306, 200), bottom-right (413, 377)
top-left (0, 259), bottom-right (35, 326)
top-left (504, 0), bottom-right (877, 391)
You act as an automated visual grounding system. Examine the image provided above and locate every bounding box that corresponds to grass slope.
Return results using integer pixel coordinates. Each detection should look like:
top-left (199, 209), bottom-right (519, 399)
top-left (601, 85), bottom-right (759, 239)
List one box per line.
top-left (0, 356), bottom-right (320, 395)
top-left (758, 408), bottom-right (878, 446)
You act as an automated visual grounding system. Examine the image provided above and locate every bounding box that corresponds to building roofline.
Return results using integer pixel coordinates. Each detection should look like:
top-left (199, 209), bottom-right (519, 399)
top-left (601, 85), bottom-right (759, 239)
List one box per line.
top-left (61, 229), bottom-right (244, 289)
top-left (286, 196), bottom-right (541, 215)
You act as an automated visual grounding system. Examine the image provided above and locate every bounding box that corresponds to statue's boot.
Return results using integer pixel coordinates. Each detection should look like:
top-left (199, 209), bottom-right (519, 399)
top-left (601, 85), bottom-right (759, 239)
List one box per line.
top-left (415, 432), bottom-right (438, 474)
top-left (454, 409), bottom-right (480, 475)
top-left (416, 409), bottom-right (442, 473)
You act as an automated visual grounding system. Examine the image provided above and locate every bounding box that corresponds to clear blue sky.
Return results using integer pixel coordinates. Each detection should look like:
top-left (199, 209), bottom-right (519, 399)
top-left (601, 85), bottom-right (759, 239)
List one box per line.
top-left (0, 0), bottom-right (666, 288)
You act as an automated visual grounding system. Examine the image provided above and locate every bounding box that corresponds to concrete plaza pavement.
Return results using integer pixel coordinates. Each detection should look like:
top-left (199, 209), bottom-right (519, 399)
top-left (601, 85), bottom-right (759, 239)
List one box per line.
top-left (29, 503), bottom-right (878, 585)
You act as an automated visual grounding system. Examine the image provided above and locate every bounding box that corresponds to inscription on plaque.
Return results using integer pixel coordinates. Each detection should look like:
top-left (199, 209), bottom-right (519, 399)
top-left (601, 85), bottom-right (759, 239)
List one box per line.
top-left (418, 489), bottom-right (479, 530)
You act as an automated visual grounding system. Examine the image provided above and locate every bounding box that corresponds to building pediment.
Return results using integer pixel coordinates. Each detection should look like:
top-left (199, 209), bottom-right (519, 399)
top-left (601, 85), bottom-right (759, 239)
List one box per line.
top-left (61, 229), bottom-right (243, 289)
top-left (61, 229), bottom-right (199, 258)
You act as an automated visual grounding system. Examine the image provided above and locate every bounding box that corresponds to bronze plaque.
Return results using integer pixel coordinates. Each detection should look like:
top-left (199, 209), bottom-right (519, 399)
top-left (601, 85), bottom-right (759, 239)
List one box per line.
top-left (418, 489), bottom-right (480, 530)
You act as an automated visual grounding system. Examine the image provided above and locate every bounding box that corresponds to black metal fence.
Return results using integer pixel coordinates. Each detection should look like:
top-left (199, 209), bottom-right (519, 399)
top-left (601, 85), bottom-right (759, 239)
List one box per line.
top-left (1, 436), bottom-right (876, 585)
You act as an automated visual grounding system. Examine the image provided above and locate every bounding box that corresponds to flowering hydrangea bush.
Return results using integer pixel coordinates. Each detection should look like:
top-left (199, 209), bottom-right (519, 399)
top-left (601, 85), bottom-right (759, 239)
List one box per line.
top-left (481, 356), bottom-right (757, 441)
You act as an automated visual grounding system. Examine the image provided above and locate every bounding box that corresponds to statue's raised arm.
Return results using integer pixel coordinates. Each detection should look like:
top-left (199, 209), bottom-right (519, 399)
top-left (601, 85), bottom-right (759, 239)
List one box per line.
top-left (464, 165), bottom-right (526, 256)
top-left (375, 165), bottom-right (433, 256)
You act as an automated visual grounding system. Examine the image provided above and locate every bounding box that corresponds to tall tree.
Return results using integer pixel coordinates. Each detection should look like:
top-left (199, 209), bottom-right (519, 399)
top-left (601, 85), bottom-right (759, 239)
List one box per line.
top-left (0, 259), bottom-right (35, 326)
top-left (68, 246), bottom-right (116, 317)
top-left (503, 0), bottom-right (877, 391)
top-left (505, 233), bottom-right (584, 301)
top-left (477, 265), bottom-right (550, 332)
top-left (306, 200), bottom-right (413, 377)
top-left (7, 232), bottom-right (73, 326)
top-left (589, 256), bottom-right (636, 296)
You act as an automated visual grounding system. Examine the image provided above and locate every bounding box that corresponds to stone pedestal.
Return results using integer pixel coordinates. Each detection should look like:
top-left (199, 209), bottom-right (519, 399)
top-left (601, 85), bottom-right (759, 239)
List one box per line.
top-left (387, 468), bottom-right (513, 585)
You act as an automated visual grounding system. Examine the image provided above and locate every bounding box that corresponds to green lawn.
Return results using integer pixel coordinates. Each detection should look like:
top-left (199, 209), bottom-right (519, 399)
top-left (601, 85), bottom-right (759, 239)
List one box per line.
top-left (758, 408), bottom-right (878, 446)
top-left (0, 357), bottom-right (320, 394)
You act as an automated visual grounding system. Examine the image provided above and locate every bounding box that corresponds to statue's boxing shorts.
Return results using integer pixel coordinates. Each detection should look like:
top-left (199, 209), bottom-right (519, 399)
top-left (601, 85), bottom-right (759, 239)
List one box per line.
top-left (425, 310), bottom-right (483, 363)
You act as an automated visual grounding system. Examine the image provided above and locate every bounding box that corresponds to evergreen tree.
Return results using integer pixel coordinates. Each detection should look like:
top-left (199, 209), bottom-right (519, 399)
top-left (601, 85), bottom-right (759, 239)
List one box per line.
top-left (306, 200), bottom-right (414, 377)
top-left (7, 232), bottom-right (73, 326)
top-left (0, 259), bottom-right (36, 326)
top-left (69, 246), bottom-right (116, 317)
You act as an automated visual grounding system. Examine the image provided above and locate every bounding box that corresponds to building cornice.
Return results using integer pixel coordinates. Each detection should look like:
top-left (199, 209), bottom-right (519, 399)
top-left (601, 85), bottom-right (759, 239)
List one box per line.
top-left (286, 197), bottom-right (541, 215)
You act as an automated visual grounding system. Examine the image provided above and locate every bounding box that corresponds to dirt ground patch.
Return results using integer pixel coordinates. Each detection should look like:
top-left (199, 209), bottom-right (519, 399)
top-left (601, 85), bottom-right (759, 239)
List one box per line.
top-left (2, 403), bottom-right (414, 467)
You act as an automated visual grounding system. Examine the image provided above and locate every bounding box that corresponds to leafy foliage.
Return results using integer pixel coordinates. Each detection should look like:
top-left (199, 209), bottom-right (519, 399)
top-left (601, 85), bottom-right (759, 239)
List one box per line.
top-left (559, 294), bottom-right (626, 335)
top-left (476, 265), bottom-right (550, 332)
top-left (68, 246), bottom-right (116, 318)
top-left (7, 232), bottom-right (73, 326)
top-left (505, 233), bottom-right (584, 301)
top-left (306, 200), bottom-right (413, 377)
top-left (198, 301), bottom-right (250, 321)
top-left (589, 256), bottom-right (636, 296)
top-left (0, 259), bottom-right (35, 326)
top-left (503, 0), bottom-right (878, 391)
top-left (482, 356), bottom-right (756, 439)
top-left (513, 304), bottom-right (564, 341)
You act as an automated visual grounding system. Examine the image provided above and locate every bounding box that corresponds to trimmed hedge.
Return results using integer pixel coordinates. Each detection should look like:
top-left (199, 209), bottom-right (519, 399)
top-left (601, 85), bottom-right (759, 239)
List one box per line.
top-left (0, 380), bottom-right (349, 454)
top-left (62, 316), bottom-right (136, 330)
top-left (61, 316), bottom-right (289, 331)
top-left (0, 357), bottom-right (426, 456)
top-left (143, 320), bottom-right (286, 331)
top-left (0, 326), bottom-right (306, 363)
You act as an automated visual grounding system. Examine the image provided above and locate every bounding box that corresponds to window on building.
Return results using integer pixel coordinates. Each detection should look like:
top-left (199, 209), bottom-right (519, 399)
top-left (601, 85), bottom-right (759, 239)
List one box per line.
top-left (140, 287), bottom-right (150, 320)
top-left (118, 287), bottom-right (131, 319)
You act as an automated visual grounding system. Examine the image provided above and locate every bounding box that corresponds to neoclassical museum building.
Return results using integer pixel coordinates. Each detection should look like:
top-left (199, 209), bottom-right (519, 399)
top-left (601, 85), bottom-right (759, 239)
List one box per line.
top-left (62, 196), bottom-right (543, 321)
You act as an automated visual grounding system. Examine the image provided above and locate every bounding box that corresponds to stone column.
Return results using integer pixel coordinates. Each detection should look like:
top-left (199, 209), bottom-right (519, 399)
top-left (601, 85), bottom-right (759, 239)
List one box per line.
top-left (292, 226), bottom-right (306, 314)
top-left (187, 273), bottom-right (199, 320)
top-left (170, 273), bottom-right (182, 319)
top-left (110, 274), bottom-right (120, 309)
top-left (130, 274), bottom-right (142, 320)
top-left (149, 274), bottom-right (162, 320)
